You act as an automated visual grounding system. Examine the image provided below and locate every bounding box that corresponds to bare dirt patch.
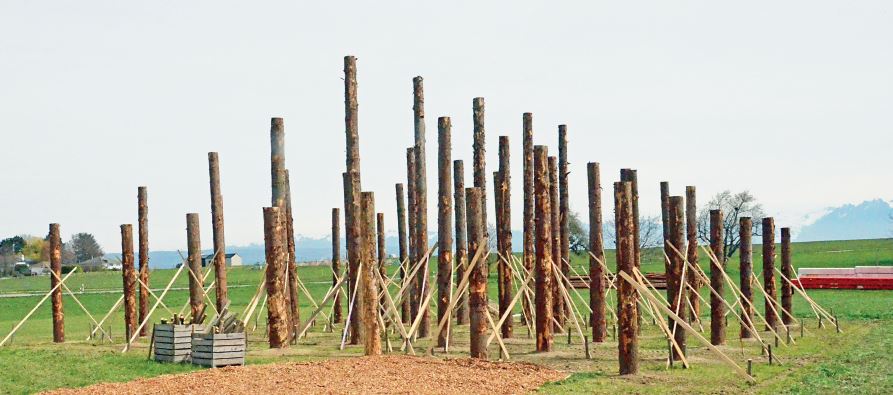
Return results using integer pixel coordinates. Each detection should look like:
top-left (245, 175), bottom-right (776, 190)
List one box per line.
top-left (44, 355), bottom-right (568, 395)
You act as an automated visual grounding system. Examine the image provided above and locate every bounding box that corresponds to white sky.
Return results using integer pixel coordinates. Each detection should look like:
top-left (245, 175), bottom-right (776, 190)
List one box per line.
top-left (1, 1), bottom-right (891, 251)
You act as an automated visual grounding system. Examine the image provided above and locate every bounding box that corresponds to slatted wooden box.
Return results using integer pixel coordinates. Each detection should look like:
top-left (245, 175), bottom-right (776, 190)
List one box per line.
top-left (153, 324), bottom-right (204, 363)
top-left (191, 332), bottom-right (246, 368)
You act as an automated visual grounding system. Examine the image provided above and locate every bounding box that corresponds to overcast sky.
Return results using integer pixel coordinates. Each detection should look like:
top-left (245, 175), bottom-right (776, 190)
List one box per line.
top-left (1, 1), bottom-right (891, 251)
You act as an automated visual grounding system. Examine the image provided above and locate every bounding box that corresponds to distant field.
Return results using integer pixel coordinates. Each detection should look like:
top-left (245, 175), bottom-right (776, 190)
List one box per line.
top-left (0, 238), bottom-right (890, 393)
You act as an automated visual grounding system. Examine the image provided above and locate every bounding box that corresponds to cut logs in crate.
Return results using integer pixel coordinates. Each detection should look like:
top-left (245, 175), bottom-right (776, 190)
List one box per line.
top-left (190, 307), bottom-right (246, 368)
top-left (152, 323), bottom-right (205, 363)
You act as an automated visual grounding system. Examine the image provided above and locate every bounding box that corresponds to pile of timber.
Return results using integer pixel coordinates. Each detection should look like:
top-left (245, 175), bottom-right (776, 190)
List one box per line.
top-left (568, 273), bottom-right (667, 289)
top-left (190, 308), bottom-right (246, 368)
top-left (152, 323), bottom-right (205, 363)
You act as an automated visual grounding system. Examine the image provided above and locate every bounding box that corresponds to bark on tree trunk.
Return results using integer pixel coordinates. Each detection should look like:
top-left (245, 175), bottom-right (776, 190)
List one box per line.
top-left (739, 217), bottom-right (755, 339)
top-left (466, 187), bottom-right (488, 358)
top-left (361, 193), bottom-right (382, 355)
top-left (762, 217), bottom-right (778, 330)
top-left (709, 209), bottom-right (726, 345)
top-left (534, 146), bottom-right (553, 352)
top-left (395, 184), bottom-right (411, 323)
top-left (344, 172), bottom-right (362, 343)
top-left (522, 113), bottom-right (535, 326)
top-left (376, 212), bottom-right (387, 329)
top-left (344, 56), bottom-right (363, 345)
top-left (49, 223), bottom-right (64, 343)
top-left (332, 208), bottom-right (343, 324)
top-left (413, 77), bottom-right (430, 338)
top-left (453, 160), bottom-right (469, 325)
top-left (406, 148), bottom-right (419, 330)
top-left (263, 207), bottom-right (290, 348)
top-left (588, 163), bottom-right (606, 342)
top-left (781, 227), bottom-right (794, 326)
top-left (558, 126), bottom-right (570, 315)
top-left (472, 97), bottom-right (488, 246)
top-left (208, 154), bottom-right (228, 314)
top-left (437, 117), bottom-right (453, 347)
top-left (548, 157), bottom-right (564, 330)
top-left (185, 214), bottom-right (204, 324)
top-left (615, 181), bottom-right (639, 375)
top-left (137, 187), bottom-right (150, 337)
top-left (498, 135), bottom-right (513, 339)
top-left (685, 186), bottom-right (700, 321)
top-left (284, 170), bottom-right (301, 335)
top-left (121, 224), bottom-right (136, 341)
top-left (666, 197), bottom-right (687, 360)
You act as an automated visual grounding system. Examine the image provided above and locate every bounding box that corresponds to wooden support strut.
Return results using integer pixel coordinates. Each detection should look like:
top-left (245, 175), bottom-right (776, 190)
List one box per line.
top-left (1, 268), bottom-right (78, 347)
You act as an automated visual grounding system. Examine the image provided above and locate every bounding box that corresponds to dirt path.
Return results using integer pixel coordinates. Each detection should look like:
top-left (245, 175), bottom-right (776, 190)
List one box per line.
top-left (44, 355), bottom-right (567, 394)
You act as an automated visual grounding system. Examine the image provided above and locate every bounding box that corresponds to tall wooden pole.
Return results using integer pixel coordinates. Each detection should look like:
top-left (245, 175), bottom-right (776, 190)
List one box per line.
top-left (185, 214), bottom-right (204, 323)
top-left (494, 170), bottom-right (505, 320)
top-left (533, 146), bottom-right (553, 352)
top-left (360, 193), bottom-right (382, 355)
top-left (781, 227), bottom-right (794, 326)
top-left (739, 217), bottom-right (755, 339)
top-left (137, 187), bottom-right (150, 336)
top-left (660, 182), bottom-right (671, 276)
top-left (208, 153), bottom-right (228, 313)
top-left (284, 170), bottom-right (301, 334)
top-left (344, 55), bottom-right (363, 344)
top-left (472, 98), bottom-right (488, 245)
top-left (436, 117), bottom-right (453, 347)
top-left (548, 156), bottom-right (563, 329)
top-left (685, 186), bottom-right (700, 321)
top-left (453, 160), bottom-right (469, 325)
top-left (332, 208), bottom-right (343, 324)
top-left (666, 197), bottom-right (687, 360)
top-left (406, 147), bottom-right (419, 329)
top-left (620, 170), bottom-right (641, 268)
top-left (522, 112), bottom-right (535, 325)
top-left (616, 181), bottom-right (639, 375)
top-left (466, 187), bottom-right (488, 358)
top-left (709, 209), bottom-right (726, 345)
top-left (271, 118), bottom-right (293, 336)
top-left (588, 163), bottom-right (606, 342)
top-left (263, 207), bottom-right (289, 348)
top-left (558, 125), bottom-right (570, 304)
top-left (49, 223), bottom-right (64, 343)
top-left (344, 172), bottom-right (362, 343)
top-left (376, 212), bottom-right (387, 323)
top-left (498, 136), bottom-right (513, 339)
top-left (395, 183), bottom-right (410, 323)
top-left (413, 77), bottom-right (431, 338)
top-left (121, 224), bottom-right (136, 341)
top-left (762, 217), bottom-right (778, 330)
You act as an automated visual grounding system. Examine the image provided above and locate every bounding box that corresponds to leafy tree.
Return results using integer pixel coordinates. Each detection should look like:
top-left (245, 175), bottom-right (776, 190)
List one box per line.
top-left (69, 233), bottom-right (104, 263)
top-left (0, 236), bottom-right (26, 255)
top-left (21, 237), bottom-right (45, 262)
top-left (696, 190), bottom-right (765, 259)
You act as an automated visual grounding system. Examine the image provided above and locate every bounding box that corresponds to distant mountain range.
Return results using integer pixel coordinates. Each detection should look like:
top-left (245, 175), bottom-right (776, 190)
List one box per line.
top-left (796, 199), bottom-right (893, 242)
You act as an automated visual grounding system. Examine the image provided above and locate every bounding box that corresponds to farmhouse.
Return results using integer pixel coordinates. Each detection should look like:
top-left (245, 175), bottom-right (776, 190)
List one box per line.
top-left (201, 252), bottom-right (242, 267)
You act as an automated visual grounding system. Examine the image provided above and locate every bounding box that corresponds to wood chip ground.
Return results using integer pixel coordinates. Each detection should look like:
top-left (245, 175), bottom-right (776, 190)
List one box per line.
top-left (44, 355), bottom-right (567, 394)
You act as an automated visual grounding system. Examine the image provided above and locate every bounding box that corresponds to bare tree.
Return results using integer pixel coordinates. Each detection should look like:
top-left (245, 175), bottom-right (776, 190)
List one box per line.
top-left (603, 215), bottom-right (662, 251)
top-left (696, 190), bottom-right (765, 259)
top-left (568, 211), bottom-right (587, 254)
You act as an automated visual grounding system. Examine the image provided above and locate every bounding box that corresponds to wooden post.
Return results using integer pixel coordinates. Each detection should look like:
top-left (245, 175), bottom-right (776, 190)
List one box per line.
top-left (49, 223), bottom-right (64, 342)
top-left (185, 214), bottom-right (204, 323)
top-left (762, 217), bottom-right (778, 330)
top-left (437, 116), bottom-right (453, 347)
top-left (548, 156), bottom-right (564, 329)
top-left (620, 170), bottom-right (641, 268)
top-left (263, 207), bottom-right (290, 348)
top-left (413, 77), bottom-right (431, 339)
top-left (360, 194), bottom-right (381, 356)
top-left (466, 187), bottom-right (488, 358)
top-left (453, 160), bottom-right (469, 325)
top-left (395, 184), bottom-right (410, 323)
top-left (498, 135), bottom-right (513, 339)
top-left (472, 97), bottom-right (488, 245)
top-left (376, 212), bottom-right (387, 319)
top-left (332, 208), bottom-right (343, 323)
top-left (710, 210), bottom-right (726, 345)
top-left (522, 112), bottom-right (535, 326)
top-left (270, 117), bottom-right (293, 334)
top-left (137, 187), bottom-right (150, 337)
top-left (685, 186), bottom-right (700, 321)
top-left (343, 172), bottom-right (361, 342)
top-left (284, 170), bottom-right (301, 333)
top-left (616, 181), bottom-right (639, 375)
top-left (739, 217), bottom-right (754, 338)
top-left (344, 55), bottom-right (363, 345)
top-left (121, 224), bottom-right (137, 341)
top-left (781, 227), bottom-right (794, 326)
top-left (207, 153), bottom-right (228, 314)
top-left (533, 146), bottom-right (553, 352)
top-left (558, 125), bottom-right (570, 312)
top-left (406, 147), bottom-right (419, 330)
top-left (587, 163), bottom-right (606, 342)
top-left (666, 197), bottom-right (687, 360)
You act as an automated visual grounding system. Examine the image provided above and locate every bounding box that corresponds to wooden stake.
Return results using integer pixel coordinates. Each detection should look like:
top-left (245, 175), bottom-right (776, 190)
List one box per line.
top-left (332, 208), bottom-right (343, 323)
top-left (533, 146), bottom-right (554, 352)
top-left (522, 113), bottom-right (535, 326)
top-left (685, 186), bottom-right (700, 320)
top-left (466, 187), bottom-right (488, 359)
top-left (413, 77), bottom-right (431, 339)
top-left (739, 217), bottom-right (755, 339)
top-left (263, 207), bottom-right (290, 348)
top-left (780, 227), bottom-right (794, 326)
top-left (284, 170), bottom-right (301, 334)
top-left (548, 156), bottom-right (564, 329)
top-left (395, 184), bottom-right (410, 323)
top-left (615, 181), bottom-right (638, 375)
top-left (207, 154), bottom-right (228, 315)
top-left (497, 135), bottom-right (513, 339)
top-left (344, 55), bottom-right (364, 345)
top-left (121, 224), bottom-right (138, 341)
top-left (666, 197), bottom-right (687, 360)
top-left (1, 268), bottom-right (78, 347)
top-left (360, 192), bottom-right (382, 355)
top-left (762, 217), bottom-right (778, 330)
top-left (588, 163), bottom-right (607, 342)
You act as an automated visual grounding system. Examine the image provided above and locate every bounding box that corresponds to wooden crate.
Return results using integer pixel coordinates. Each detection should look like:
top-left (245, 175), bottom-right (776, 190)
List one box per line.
top-left (152, 324), bottom-right (204, 363)
top-left (191, 332), bottom-right (246, 368)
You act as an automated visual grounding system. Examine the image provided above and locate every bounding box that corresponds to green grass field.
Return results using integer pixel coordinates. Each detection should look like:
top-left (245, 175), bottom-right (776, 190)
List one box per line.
top-left (0, 238), bottom-right (891, 394)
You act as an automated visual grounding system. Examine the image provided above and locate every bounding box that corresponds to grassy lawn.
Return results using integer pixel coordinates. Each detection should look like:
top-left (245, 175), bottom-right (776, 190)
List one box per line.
top-left (0, 238), bottom-right (890, 393)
